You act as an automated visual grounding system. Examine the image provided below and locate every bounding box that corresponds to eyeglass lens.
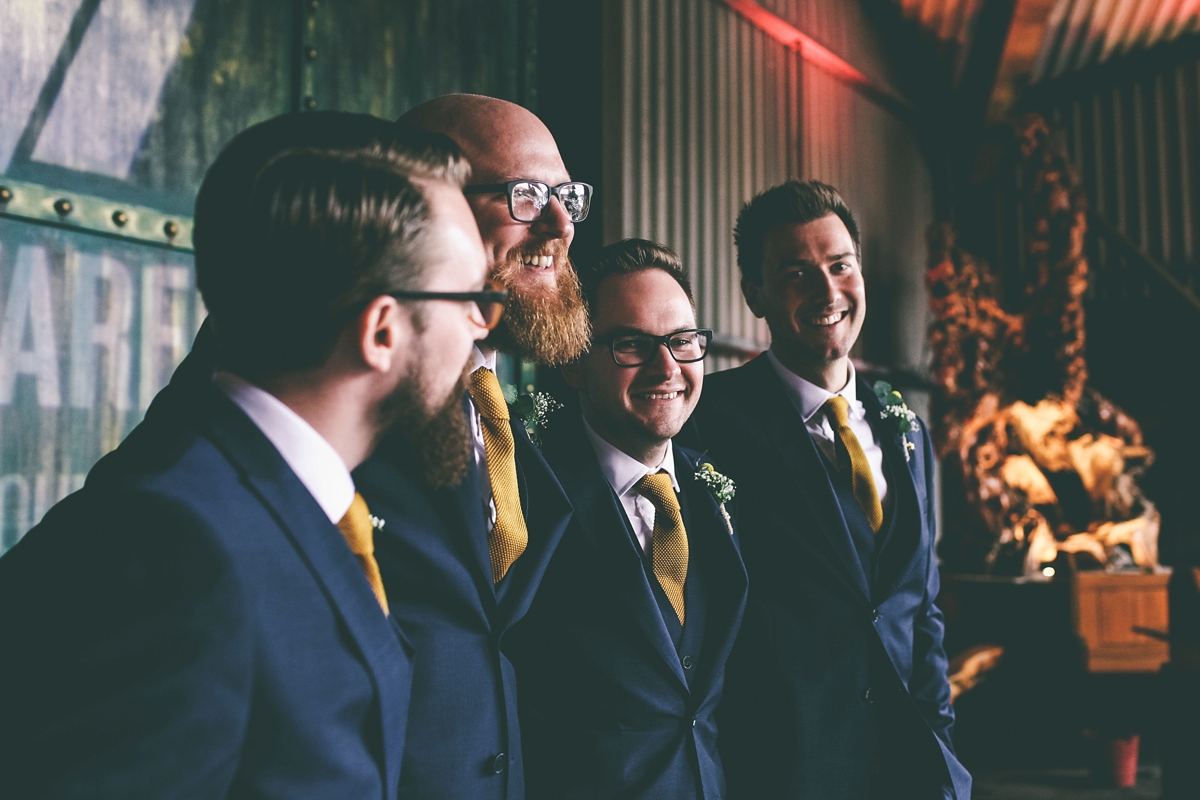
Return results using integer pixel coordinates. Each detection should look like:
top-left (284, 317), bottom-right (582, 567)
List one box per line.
top-left (510, 181), bottom-right (591, 223)
top-left (611, 331), bottom-right (708, 366)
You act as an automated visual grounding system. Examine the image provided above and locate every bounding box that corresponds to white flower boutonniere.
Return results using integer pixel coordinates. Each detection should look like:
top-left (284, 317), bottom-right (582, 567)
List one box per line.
top-left (369, 514), bottom-right (385, 531)
top-left (872, 380), bottom-right (919, 462)
top-left (502, 384), bottom-right (563, 448)
top-left (695, 462), bottom-right (736, 536)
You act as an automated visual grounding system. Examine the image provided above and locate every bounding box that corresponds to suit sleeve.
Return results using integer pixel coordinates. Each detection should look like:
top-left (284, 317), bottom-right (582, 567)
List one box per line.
top-left (0, 489), bottom-right (253, 799)
top-left (907, 423), bottom-right (957, 748)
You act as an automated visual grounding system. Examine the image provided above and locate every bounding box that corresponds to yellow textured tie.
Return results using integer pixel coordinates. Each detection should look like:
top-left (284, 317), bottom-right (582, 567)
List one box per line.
top-left (825, 396), bottom-right (884, 533)
top-left (468, 367), bottom-right (529, 583)
top-left (635, 471), bottom-right (688, 625)
top-left (337, 492), bottom-right (389, 615)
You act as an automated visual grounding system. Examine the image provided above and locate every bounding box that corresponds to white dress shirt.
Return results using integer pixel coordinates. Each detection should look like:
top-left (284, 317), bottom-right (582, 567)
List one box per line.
top-left (467, 344), bottom-right (499, 530)
top-left (213, 371), bottom-right (355, 524)
top-left (766, 350), bottom-right (890, 507)
top-left (582, 415), bottom-right (680, 553)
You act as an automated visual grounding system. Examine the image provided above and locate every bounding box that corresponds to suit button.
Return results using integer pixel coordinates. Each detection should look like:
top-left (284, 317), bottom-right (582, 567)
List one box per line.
top-left (491, 753), bottom-right (506, 774)
top-left (862, 687), bottom-right (874, 704)
top-left (681, 655), bottom-right (694, 669)
top-left (871, 608), bottom-right (881, 623)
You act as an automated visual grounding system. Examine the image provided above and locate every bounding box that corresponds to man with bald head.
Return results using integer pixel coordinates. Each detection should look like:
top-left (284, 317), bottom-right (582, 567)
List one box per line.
top-left (354, 95), bottom-right (587, 799)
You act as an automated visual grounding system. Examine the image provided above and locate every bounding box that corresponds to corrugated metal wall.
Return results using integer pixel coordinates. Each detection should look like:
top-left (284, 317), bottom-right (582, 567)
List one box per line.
top-left (601, 0), bottom-right (935, 373)
top-left (1043, 55), bottom-right (1199, 289)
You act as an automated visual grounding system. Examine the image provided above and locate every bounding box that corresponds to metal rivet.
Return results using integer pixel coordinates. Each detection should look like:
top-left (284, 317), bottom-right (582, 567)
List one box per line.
top-left (303, 96), bottom-right (317, 110)
top-left (0, 186), bottom-right (12, 203)
top-left (304, 46), bottom-right (317, 60)
top-left (54, 198), bottom-right (73, 216)
top-left (163, 220), bottom-right (180, 238)
top-left (112, 210), bottom-right (129, 227)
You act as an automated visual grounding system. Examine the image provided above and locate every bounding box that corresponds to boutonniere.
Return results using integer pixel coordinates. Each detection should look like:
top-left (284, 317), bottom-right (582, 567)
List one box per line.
top-left (695, 462), bottom-right (736, 536)
top-left (872, 380), bottom-right (919, 462)
top-left (502, 384), bottom-right (563, 447)
top-left (369, 514), bottom-right (385, 531)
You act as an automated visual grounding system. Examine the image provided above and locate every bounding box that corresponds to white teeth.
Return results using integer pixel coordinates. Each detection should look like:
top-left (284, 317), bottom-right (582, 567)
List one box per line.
top-left (638, 391), bottom-right (681, 400)
top-left (807, 311), bottom-right (847, 326)
top-left (522, 255), bottom-right (553, 269)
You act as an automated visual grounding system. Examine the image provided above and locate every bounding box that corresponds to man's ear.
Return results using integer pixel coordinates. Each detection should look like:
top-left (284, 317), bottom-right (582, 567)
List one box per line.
top-left (357, 296), bottom-right (411, 375)
top-left (560, 358), bottom-right (587, 392)
top-left (741, 275), bottom-right (767, 319)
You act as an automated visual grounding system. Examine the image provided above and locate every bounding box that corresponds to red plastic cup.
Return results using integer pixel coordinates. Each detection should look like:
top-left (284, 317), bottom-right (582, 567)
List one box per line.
top-left (1107, 734), bottom-right (1140, 788)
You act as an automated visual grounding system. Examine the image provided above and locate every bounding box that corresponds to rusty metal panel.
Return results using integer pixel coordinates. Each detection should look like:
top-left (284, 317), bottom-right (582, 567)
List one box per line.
top-left (603, 0), bottom-right (934, 373)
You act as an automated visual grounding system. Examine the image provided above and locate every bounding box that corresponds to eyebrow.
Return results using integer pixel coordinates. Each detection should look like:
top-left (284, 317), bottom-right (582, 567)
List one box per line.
top-left (773, 252), bottom-right (857, 270)
top-left (599, 325), bottom-right (697, 337)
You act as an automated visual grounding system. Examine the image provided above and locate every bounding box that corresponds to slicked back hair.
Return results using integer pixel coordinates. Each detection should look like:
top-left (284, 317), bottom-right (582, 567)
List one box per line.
top-left (576, 238), bottom-right (694, 317)
top-left (734, 180), bottom-right (860, 283)
top-left (194, 116), bottom-right (470, 379)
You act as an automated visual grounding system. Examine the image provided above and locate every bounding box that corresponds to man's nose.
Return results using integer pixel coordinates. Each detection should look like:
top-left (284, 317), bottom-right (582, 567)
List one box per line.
top-left (531, 195), bottom-right (574, 240)
top-left (645, 342), bottom-right (681, 377)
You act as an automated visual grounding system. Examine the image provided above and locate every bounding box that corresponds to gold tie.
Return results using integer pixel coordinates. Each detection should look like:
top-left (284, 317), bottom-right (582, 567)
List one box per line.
top-left (635, 471), bottom-right (688, 625)
top-left (825, 396), bottom-right (884, 533)
top-left (468, 367), bottom-right (529, 583)
top-left (337, 492), bottom-right (389, 615)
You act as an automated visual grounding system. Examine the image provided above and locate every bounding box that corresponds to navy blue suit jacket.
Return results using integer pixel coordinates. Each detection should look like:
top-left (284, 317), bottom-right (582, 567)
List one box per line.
top-left (0, 385), bottom-right (412, 799)
top-left (353, 406), bottom-right (573, 800)
top-left (507, 411), bottom-right (748, 800)
top-left (689, 355), bottom-right (970, 800)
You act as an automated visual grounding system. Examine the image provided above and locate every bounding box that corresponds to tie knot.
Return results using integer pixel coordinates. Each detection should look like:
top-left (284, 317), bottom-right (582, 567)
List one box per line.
top-left (824, 395), bottom-right (852, 428)
top-left (635, 471), bottom-right (678, 513)
top-left (337, 493), bottom-right (375, 556)
top-left (469, 367), bottom-right (509, 421)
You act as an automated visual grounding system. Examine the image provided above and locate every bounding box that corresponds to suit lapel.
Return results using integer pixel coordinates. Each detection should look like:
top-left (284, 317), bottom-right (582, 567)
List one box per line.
top-left (446, 453), bottom-right (499, 615)
top-left (741, 356), bottom-right (871, 603)
top-left (494, 419), bottom-right (572, 632)
top-left (859, 380), bottom-right (924, 600)
top-left (675, 446), bottom-right (748, 697)
top-left (544, 416), bottom-right (688, 688)
top-left (200, 388), bottom-right (408, 796)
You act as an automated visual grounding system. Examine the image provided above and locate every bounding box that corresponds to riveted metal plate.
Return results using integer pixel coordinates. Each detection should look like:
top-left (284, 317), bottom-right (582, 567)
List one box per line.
top-left (0, 178), bottom-right (193, 253)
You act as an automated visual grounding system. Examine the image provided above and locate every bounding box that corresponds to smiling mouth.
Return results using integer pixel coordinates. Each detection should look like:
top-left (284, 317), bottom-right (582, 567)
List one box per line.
top-left (803, 309), bottom-right (849, 327)
top-left (633, 390), bottom-right (683, 401)
top-left (521, 254), bottom-right (554, 270)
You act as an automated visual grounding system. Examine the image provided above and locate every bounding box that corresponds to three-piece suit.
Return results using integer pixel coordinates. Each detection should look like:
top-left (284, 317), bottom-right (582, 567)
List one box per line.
top-left (507, 410), bottom-right (748, 799)
top-left (689, 353), bottom-right (971, 799)
top-left (353, 399), bottom-right (572, 800)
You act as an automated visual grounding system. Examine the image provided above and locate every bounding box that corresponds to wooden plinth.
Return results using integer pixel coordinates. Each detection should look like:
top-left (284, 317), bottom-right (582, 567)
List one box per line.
top-left (1071, 569), bottom-right (1171, 673)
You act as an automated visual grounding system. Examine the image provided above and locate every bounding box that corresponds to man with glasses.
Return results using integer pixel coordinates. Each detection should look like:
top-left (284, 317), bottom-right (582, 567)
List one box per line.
top-left (0, 114), bottom-right (491, 797)
top-left (506, 239), bottom-right (748, 800)
top-left (353, 94), bottom-right (585, 799)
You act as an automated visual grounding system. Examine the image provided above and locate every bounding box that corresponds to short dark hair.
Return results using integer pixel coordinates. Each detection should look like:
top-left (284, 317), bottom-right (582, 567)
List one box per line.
top-left (733, 180), bottom-right (860, 283)
top-left (195, 118), bottom-right (469, 379)
top-left (577, 238), bottom-right (694, 316)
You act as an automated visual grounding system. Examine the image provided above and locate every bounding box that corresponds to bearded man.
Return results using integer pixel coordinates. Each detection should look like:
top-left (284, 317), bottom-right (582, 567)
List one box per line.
top-left (352, 94), bottom-right (589, 800)
top-left (0, 114), bottom-right (491, 798)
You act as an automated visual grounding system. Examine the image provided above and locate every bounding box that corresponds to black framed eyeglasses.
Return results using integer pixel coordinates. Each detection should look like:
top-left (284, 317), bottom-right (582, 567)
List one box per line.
top-left (463, 180), bottom-right (593, 223)
top-left (389, 280), bottom-right (508, 330)
top-left (593, 328), bottom-right (713, 366)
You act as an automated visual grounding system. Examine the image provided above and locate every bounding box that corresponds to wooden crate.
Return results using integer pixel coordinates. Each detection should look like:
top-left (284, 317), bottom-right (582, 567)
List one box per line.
top-left (1071, 568), bottom-right (1171, 673)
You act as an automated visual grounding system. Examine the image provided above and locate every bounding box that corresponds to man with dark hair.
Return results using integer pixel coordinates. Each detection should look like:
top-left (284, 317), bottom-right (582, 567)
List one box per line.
top-left (690, 180), bottom-right (970, 799)
top-left (0, 114), bottom-right (493, 798)
top-left (507, 238), bottom-right (747, 799)
top-left (353, 94), bottom-right (583, 799)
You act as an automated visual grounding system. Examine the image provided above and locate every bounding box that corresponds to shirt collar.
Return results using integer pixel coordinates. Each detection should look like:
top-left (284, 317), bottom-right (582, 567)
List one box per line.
top-left (581, 413), bottom-right (680, 498)
top-left (469, 344), bottom-right (499, 375)
top-left (213, 371), bottom-right (355, 524)
top-left (766, 349), bottom-right (864, 423)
